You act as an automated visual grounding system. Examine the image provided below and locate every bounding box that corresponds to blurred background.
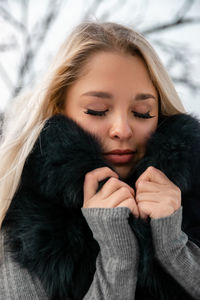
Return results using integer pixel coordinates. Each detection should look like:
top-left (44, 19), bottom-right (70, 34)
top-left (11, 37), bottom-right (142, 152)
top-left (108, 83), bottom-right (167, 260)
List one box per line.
top-left (0, 0), bottom-right (200, 127)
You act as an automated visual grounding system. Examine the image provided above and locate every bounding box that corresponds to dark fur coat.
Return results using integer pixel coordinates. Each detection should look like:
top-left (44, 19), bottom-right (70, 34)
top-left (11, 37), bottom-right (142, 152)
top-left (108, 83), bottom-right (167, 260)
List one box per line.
top-left (3, 113), bottom-right (200, 300)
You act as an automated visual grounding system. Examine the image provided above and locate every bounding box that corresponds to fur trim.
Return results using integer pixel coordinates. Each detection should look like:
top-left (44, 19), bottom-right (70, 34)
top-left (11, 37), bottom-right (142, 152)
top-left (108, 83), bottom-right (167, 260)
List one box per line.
top-left (4, 114), bottom-right (200, 300)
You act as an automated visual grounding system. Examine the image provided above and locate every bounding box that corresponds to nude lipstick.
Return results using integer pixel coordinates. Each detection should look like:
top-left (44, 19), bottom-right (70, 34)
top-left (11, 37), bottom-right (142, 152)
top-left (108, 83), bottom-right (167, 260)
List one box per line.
top-left (103, 149), bottom-right (135, 164)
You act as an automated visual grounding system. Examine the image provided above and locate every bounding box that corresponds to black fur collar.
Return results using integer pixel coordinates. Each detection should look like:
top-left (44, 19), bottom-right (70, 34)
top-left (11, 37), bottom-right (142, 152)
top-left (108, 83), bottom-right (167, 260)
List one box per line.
top-left (4, 113), bottom-right (200, 300)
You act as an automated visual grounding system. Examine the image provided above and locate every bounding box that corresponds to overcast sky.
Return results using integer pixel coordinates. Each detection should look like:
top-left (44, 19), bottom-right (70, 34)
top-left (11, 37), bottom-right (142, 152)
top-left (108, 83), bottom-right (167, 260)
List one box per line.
top-left (0, 0), bottom-right (200, 116)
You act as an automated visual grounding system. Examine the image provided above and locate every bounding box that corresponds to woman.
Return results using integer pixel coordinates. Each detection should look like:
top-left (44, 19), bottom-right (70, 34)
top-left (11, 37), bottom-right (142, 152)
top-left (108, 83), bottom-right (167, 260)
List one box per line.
top-left (0, 22), bottom-right (200, 300)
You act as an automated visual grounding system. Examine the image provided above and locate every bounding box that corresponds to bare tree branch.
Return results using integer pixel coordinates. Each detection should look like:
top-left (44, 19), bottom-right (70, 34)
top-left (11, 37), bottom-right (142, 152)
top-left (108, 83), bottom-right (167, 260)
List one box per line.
top-left (141, 0), bottom-right (199, 35)
top-left (0, 0), bottom-right (199, 110)
top-left (13, 0), bottom-right (64, 97)
top-left (172, 76), bottom-right (200, 92)
top-left (142, 17), bottom-right (200, 35)
top-left (30, 0), bottom-right (63, 53)
top-left (0, 62), bottom-right (14, 90)
top-left (175, 0), bottom-right (195, 20)
top-left (0, 5), bottom-right (25, 32)
top-left (0, 40), bottom-right (17, 51)
top-left (151, 38), bottom-right (200, 94)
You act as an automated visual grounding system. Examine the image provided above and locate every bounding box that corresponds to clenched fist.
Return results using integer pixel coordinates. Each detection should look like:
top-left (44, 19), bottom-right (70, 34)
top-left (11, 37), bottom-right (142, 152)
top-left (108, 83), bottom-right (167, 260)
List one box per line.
top-left (135, 166), bottom-right (181, 219)
top-left (83, 167), bottom-right (139, 218)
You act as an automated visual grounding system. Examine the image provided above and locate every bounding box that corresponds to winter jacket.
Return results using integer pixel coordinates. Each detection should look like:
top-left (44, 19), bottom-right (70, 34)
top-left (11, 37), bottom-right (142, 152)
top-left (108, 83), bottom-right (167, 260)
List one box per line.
top-left (1, 113), bottom-right (200, 300)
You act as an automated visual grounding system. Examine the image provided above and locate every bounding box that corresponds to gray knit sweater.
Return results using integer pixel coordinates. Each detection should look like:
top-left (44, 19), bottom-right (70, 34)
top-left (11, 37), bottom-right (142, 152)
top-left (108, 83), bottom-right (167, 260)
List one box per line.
top-left (0, 206), bottom-right (200, 300)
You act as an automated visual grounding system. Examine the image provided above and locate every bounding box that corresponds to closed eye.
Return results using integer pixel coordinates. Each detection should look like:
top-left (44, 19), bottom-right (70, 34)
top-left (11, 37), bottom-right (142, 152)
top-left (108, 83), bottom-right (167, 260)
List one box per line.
top-left (84, 109), bottom-right (108, 116)
top-left (84, 109), bottom-right (155, 119)
top-left (133, 111), bottom-right (155, 119)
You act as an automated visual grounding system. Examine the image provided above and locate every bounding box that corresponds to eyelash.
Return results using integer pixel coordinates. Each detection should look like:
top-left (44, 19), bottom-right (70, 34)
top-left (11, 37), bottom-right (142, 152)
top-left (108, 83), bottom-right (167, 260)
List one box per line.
top-left (85, 109), bottom-right (155, 119)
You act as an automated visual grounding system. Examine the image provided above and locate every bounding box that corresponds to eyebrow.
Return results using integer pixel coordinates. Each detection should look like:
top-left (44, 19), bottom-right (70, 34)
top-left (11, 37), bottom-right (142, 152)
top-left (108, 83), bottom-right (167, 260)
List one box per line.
top-left (81, 91), bottom-right (156, 101)
top-left (81, 91), bottom-right (113, 99)
top-left (135, 93), bottom-right (156, 101)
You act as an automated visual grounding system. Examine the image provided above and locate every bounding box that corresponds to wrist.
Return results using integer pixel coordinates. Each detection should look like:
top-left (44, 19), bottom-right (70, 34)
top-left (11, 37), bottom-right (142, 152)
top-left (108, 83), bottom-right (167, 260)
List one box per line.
top-left (81, 207), bottom-right (138, 259)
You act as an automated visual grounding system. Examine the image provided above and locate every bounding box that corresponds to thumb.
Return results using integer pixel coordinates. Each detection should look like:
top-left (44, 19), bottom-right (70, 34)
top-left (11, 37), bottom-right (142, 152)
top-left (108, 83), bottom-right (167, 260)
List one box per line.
top-left (136, 166), bottom-right (169, 188)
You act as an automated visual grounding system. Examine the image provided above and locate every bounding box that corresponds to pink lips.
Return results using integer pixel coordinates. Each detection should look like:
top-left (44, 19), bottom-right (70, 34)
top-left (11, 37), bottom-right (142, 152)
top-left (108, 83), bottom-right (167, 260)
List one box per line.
top-left (103, 149), bottom-right (135, 164)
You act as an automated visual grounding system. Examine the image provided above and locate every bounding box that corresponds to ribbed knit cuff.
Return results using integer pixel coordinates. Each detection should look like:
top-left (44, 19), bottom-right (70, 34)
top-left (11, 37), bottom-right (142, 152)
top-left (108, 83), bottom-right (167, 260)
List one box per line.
top-left (150, 206), bottom-right (188, 255)
top-left (150, 207), bottom-right (200, 299)
top-left (81, 207), bottom-right (138, 259)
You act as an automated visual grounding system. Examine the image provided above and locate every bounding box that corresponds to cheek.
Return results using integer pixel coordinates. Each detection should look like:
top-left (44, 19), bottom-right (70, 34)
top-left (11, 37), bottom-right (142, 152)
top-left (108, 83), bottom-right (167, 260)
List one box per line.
top-left (135, 121), bottom-right (158, 148)
top-left (76, 118), bottom-right (107, 139)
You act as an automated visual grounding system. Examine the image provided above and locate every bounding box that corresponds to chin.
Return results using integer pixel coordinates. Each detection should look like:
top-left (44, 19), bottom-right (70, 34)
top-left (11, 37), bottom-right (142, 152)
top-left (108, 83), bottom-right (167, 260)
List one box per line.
top-left (113, 165), bottom-right (133, 180)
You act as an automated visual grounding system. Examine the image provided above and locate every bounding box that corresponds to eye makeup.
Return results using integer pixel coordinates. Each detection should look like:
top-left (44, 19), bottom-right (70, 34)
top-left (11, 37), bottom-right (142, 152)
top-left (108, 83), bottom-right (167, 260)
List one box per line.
top-left (84, 109), bottom-right (155, 119)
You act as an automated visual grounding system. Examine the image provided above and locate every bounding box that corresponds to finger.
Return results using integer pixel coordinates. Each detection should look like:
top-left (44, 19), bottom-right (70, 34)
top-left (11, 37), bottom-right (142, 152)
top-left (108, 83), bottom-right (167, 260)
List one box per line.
top-left (136, 192), bottom-right (160, 204)
top-left (136, 189), bottom-right (181, 211)
top-left (136, 180), bottom-right (161, 194)
top-left (117, 198), bottom-right (139, 218)
top-left (137, 201), bottom-right (154, 219)
top-left (105, 186), bottom-right (135, 208)
top-left (84, 167), bottom-right (119, 201)
top-left (138, 202), bottom-right (175, 219)
top-left (136, 166), bottom-right (170, 188)
top-left (99, 177), bottom-right (135, 199)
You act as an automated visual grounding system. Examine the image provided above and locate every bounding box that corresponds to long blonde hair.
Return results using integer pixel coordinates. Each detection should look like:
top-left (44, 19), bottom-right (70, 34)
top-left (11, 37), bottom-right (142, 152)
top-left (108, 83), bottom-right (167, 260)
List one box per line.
top-left (0, 22), bottom-right (185, 226)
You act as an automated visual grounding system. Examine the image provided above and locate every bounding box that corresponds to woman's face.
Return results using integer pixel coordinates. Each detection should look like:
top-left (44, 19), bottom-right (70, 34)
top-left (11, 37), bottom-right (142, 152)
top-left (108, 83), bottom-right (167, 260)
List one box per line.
top-left (64, 51), bottom-right (159, 179)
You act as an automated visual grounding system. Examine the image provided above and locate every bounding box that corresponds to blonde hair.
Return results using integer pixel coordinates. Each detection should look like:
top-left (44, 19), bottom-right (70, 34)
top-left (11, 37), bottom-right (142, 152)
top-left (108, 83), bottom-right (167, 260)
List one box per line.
top-left (0, 22), bottom-right (185, 226)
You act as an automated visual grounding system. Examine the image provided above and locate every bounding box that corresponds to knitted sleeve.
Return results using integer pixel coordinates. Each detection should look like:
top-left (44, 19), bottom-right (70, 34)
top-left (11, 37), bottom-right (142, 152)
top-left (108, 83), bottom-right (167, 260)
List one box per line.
top-left (0, 228), bottom-right (48, 299)
top-left (151, 206), bottom-right (200, 300)
top-left (81, 207), bottom-right (139, 300)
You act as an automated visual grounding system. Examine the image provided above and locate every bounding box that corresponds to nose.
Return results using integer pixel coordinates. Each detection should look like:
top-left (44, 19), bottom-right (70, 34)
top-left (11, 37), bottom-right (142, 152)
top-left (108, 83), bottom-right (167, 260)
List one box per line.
top-left (109, 115), bottom-right (133, 140)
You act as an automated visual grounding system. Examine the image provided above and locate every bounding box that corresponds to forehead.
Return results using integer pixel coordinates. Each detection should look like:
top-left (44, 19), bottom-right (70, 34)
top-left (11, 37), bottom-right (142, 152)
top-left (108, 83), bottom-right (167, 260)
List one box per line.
top-left (81, 50), bottom-right (146, 74)
top-left (75, 51), bottom-right (157, 95)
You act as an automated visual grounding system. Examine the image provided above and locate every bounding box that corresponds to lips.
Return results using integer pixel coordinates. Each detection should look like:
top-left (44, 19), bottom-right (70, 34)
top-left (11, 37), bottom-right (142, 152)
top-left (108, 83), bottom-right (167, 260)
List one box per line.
top-left (103, 149), bottom-right (135, 164)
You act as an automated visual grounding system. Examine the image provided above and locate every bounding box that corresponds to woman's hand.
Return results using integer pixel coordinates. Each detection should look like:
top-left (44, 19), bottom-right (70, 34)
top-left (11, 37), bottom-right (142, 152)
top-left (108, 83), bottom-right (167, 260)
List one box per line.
top-left (83, 167), bottom-right (139, 218)
top-left (135, 166), bottom-right (181, 219)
